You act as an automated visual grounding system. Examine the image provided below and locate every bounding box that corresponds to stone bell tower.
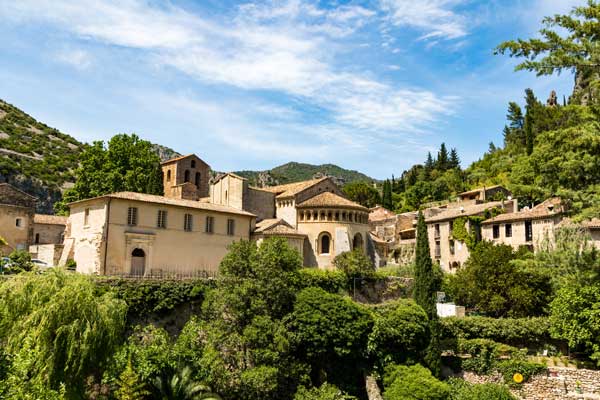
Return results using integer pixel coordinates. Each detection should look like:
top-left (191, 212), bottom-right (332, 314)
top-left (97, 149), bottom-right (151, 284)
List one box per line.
top-left (161, 154), bottom-right (210, 201)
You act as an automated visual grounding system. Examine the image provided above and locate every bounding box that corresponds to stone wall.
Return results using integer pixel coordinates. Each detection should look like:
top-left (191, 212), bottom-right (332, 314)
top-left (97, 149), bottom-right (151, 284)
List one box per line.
top-left (462, 367), bottom-right (600, 400)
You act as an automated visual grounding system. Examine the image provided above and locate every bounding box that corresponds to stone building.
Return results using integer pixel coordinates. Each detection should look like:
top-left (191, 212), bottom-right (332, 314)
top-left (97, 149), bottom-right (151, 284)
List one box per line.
top-left (210, 173), bottom-right (275, 221)
top-left (425, 200), bottom-right (517, 272)
top-left (162, 154), bottom-right (210, 200)
top-left (457, 185), bottom-right (511, 202)
top-left (29, 214), bottom-right (68, 266)
top-left (481, 198), bottom-right (566, 251)
top-left (582, 218), bottom-right (600, 248)
top-left (0, 183), bottom-right (36, 254)
top-left (63, 191), bottom-right (255, 276)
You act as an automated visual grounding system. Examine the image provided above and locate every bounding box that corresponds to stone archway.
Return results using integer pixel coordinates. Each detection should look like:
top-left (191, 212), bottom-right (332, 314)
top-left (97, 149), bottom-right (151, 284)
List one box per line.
top-left (131, 248), bottom-right (146, 276)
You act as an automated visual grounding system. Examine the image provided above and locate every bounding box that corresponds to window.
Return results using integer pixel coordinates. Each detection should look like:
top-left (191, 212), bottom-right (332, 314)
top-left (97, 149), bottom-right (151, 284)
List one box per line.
top-left (320, 233), bottom-right (331, 254)
top-left (525, 220), bottom-right (533, 242)
top-left (434, 224), bottom-right (440, 238)
top-left (205, 216), bottom-right (214, 233)
top-left (127, 207), bottom-right (138, 226)
top-left (184, 170), bottom-right (190, 182)
top-left (492, 224), bottom-right (500, 239)
top-left (435, 241), bottom-right (441, 258)
top-left (15, 218), bottom-right (22, 227)
top-left (84, 208), bottom-right (90, 226)
top-left (505, 223), bottom-right (512, 238)
top-left (449, 239), bottom-right (455, 255)
top-left (191, 160), bottom-right (196, 168)
top-left (166, 170), bottom-right (171, 182)
top-left (227, 219), bottom-right (235, 236)
top-left (157, 210), bottom-right (167, 229)
top-left (195, 172), bottom-right (201, 187)
top-left (35, 233), bottom-right (40, 244)
top-left (184, 213), bottom-right (193, 232)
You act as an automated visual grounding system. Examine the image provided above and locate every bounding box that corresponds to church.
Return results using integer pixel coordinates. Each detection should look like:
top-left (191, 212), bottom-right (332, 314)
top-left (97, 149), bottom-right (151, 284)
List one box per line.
top-left (61, 154), bottom-right (372, 276)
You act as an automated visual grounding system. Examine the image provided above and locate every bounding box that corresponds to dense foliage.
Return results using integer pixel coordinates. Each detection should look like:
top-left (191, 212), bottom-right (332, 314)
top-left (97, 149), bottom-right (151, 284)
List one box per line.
top-left (55, 133), bottom-right (163, 214)
top-left (445, 241), bottom-right (552, 318)
top-left (0, 269), bottom-right (127, 398)
top-left (382, 364), bottom-right (450, 400)
top-left (342, 181), bottom-right (381, 208)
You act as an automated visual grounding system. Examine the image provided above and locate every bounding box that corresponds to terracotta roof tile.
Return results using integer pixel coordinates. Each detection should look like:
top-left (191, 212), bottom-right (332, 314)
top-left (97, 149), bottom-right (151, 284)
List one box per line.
top-left (369, 206), bottom-right (397, 222)
top-left (261, 178), bottom-right (329, 198)
top-left (161, 154), bottom-right (209, 166)
top-left (296, 192), bottom-right (368, 211)
top-left (581, 218), bottom-right (600, 229)
top-left (68, 192), bottom-right (255, 217)
top-left (426, 201), bottom-right (506, 223)
top-left (34, 214), bottom-right (68, 225)
top-left (482, 198), bottom-right (564, 224)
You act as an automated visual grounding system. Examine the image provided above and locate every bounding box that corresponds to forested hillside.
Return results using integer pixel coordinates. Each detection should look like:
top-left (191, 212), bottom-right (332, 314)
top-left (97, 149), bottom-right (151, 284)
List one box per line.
top-left (0, 99), bottom-right (84, 213)
top-left (235, 161), bottom-right (376, 188)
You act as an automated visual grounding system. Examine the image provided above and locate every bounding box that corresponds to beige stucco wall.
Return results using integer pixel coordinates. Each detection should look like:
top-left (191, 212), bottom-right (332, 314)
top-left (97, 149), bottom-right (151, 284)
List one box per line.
top-left (276, 199), bottom-right (297, 226)
top-left (482, 217), bottom-right (560, 251)
top-left (102, 199), bottom-right (253, 276)
top-left (298, 210), bottom-right (370, 269)
top-left (69, 199), bottom-right (109, 274)
top-left (210, 174), bottom-right (245, 210)
top-left (29, 244), bottom-right (64, 266)
top-left (33, 223), bottom-right (65, 245)
top-left (0, 205), bottom-right (34, 254)
top-left (427, 221), bottom-right (469, 272)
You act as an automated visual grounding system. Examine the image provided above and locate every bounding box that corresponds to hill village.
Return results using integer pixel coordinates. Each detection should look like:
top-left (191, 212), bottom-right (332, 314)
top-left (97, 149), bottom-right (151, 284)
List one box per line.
top-left (2, 152), bottom-right (599, 278)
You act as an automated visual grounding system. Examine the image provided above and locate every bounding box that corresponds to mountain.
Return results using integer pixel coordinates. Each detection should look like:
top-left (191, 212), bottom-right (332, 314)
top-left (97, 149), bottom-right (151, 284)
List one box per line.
top-left (235, 162), bottom-right (377, 188)
top-left (0, 99), bottom-right (85, 213)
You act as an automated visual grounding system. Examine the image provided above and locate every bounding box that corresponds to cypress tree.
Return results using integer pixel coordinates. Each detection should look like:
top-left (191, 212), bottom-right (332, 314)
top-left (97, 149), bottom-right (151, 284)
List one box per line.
top-left (414, 211), bottom-right (442, 376)
top-left (424, 152), bottom-right (434, 171)
top-left (382, 180), bottom-right (393, 210)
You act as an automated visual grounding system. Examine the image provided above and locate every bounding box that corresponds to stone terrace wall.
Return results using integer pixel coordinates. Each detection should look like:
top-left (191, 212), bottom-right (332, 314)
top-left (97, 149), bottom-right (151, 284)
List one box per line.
top-left (463, 367), bottom-right (600, 400)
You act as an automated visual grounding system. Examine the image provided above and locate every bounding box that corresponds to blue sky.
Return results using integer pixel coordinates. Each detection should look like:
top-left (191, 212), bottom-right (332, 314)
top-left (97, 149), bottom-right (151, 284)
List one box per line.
top-left (0, 0), bottom-right (582, 179)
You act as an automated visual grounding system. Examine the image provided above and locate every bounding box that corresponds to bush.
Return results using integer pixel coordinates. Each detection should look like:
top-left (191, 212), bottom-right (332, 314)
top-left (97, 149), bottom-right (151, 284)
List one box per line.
top-left (383, 364), bottom-right (450, 400)
top-left (457, 339), bottom-right (522, 375)
top-left (333, 249), bottom-right (375, 278)
top-left (5, 249), bottom-right (33, 273)
top-left (368, 299), bottom-right (429, 366)
top-left (294, 383), bottom-right (355, 400)
top-left (297, 268), bottom-right (347, 293)
top-left (496, 360), bottom-right (547, 385)
top-left (440, 316), bottom-right (552, 348)
top-left (448, 378), bottom-right (516, 400)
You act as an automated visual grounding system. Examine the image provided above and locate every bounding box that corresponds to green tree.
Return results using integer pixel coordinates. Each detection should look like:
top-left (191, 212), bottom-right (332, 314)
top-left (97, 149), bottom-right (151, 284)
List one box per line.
top-left (382, 180), bottom-right (393, 210)
top-left (367, 300), bottom-right (430, 366)
top-left (446, 241), bottom-right (551, 318)
top-left (505, 102), bottom-right (525, 148)
top-left (382, 364), bottom-right (449, 400)
top-left (0, 269), bottom-right (127, 397)
top-left (437, 143), bottom-right (449, 171)
top-left (55, 134), bottom-right (163, 214)
top-left (342, 182), bottom-right (381, 208)
top-left (294, 383), bottom-right (353, 400)
top-left (332, 248), bottom-right (374, 278)
top-left (6, 249), bottom-right (33, 273)
top-left (413, 211), bottom-right (439, 318)
top-left (425, 152), bottom-right (435, 172)
top-left (449, 148), bottom-right (461, 169)
top-left (495, 0), bottom-right (600, 104)
top-left (550, 284), bottom-right (600, 365)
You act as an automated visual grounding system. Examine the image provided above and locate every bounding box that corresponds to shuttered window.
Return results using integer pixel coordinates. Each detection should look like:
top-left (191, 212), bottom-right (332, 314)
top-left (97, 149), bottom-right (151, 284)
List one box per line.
top-left (205, 216), bottom-right (214, 233)
top-left (184, 213), bottom-right (193, 232)
top-left (127, 207), bottom-right (138, 226)
top-left (157, 210), bottom-right (167, 229)
top-left (227, 219), bottom-right (235, 236)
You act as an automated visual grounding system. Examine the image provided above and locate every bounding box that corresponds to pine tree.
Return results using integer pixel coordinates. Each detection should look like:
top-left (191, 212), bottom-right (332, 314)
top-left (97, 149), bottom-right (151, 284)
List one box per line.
top-left (505, 102), bottom-right (525, 147)
top-left (437, 143), bottom-right (449, 171)
top-left (523, 89), bottom-right (539, 155)
top-left (449, 148), bottom-right (460, 169)
top-left (424, 152), bottom-right (434, 171)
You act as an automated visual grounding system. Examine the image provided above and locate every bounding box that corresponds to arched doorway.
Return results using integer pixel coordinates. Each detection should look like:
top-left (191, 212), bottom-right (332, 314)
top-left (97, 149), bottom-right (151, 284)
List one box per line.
top-left (353, 233), bottom-right (364, 251)
top-left (131, 248), bottom-right (146, 276)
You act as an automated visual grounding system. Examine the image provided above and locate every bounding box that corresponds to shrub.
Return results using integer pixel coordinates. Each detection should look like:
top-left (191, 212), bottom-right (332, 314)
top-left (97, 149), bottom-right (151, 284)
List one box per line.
top-left (440, 316), bottom-right (552, 348)
top-left (457, 339), bottom-right (522, 375)
top-left (382, 364), bottom-right (450, 400)
top-left (297, 268), bottom-right (347, 293)
top-left (447, 378), bottom-right (516, 400)
top-left (368, 299), bottom-right (429, 365)
top-left (6, 249), bottom-right (34, 273)
top-left (294, 383), bottom-right (355, 400)
top-left (496, 360), bottom-right (547, 385)
top-left (333, 249), bottom-right (375, 278)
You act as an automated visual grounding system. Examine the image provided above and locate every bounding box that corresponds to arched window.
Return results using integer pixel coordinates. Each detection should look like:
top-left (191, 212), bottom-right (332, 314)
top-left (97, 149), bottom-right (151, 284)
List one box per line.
top-left (319, 233), bottom-right (331, 255)
top-left (191, 160), bottom-right (196, 168)
top-left (353, 233), bottom-right (364, 251)
top-left (184, 170), bottom-right (190, 182)
top-left (35, 233), bottom-right (40, 244)
top-left (166, 170), bottom-right (171, 182)
top-left (195, 172), bottom-right (201, 187)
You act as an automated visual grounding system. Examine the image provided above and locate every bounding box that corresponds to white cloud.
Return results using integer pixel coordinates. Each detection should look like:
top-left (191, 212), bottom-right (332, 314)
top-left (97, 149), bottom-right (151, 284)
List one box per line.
top-left (54, 48), bottom-right (93, 70)
top-left (1, 0), bottom-right (456, 148)
top-left (380, 0), bottom-right (468, 40)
